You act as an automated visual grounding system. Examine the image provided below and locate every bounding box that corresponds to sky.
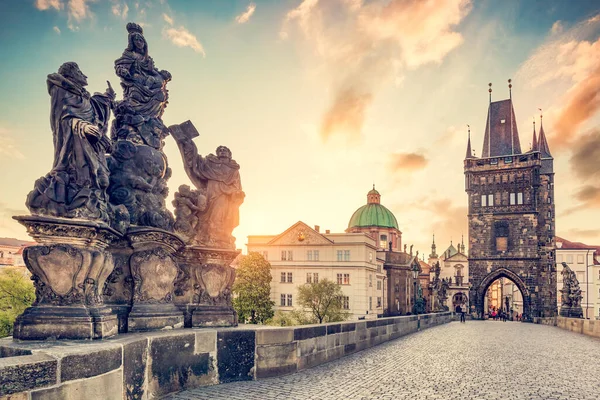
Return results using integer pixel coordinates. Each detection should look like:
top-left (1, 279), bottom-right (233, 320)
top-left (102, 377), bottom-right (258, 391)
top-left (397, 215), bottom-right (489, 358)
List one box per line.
top-left (0, 0), bottom-right (599, 256)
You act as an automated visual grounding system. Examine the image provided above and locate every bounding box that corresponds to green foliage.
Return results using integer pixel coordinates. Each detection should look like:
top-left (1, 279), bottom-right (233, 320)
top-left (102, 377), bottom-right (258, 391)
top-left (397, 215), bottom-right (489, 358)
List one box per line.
top-left (267, 310), bottom-right (297, 327)
top-left (0, 268), bottom-right (35, 338)
top-left (296, 279), bottom-right (349, 324)
top-left (232, 252), bottom-right (275, 324)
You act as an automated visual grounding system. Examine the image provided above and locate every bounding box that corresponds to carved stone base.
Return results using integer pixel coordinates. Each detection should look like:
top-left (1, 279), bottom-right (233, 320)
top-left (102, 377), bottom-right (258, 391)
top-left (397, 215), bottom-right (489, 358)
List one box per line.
top-left (128, 303), bottom-right (184, 332)
top-left (560, 306), bottom-right (583, 318)
top-left (13, 306), bottom-right (117, 340)
top-left (192, 306), bottom-right (237, 327)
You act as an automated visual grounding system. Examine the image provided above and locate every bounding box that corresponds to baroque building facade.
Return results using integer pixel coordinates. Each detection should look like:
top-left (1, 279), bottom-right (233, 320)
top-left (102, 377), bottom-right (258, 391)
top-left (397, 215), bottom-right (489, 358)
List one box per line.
top-left (428, 237), bottom-right (470, 311)
top-left (464, 90), bottom-right (557, 319)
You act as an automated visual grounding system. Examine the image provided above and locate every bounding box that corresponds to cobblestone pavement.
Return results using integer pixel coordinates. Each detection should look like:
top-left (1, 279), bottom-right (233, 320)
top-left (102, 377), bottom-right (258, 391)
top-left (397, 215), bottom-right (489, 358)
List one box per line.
top-left (165, 321), bottom-right (600, 400)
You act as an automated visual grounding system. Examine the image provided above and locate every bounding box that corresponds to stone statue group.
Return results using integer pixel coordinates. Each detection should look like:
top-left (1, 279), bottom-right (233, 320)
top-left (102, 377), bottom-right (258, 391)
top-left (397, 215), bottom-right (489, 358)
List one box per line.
top-left (13, 23), bottom-right (243, 340)
top-left (27, 22), bottom-right (244, 249)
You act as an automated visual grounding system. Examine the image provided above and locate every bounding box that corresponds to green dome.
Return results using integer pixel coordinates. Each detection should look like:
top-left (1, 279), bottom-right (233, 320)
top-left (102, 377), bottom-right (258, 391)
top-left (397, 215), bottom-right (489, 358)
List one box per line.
top-left (348, 204), bottom-right (399, 229)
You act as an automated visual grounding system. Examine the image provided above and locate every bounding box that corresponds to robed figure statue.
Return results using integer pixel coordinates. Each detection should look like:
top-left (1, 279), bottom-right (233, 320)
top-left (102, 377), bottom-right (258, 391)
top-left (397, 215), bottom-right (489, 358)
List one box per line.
top-left (172, 131), bottom-right (244, 249)
top-left (27, 62), bottom-right (115, 224)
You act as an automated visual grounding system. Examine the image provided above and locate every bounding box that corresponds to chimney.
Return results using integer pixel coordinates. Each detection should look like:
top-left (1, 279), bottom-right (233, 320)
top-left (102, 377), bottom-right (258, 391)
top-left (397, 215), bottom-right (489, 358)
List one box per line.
top-left (325, 229), bottom-right (330, 234)
top-left (314, 225), bottom-right (320, 233)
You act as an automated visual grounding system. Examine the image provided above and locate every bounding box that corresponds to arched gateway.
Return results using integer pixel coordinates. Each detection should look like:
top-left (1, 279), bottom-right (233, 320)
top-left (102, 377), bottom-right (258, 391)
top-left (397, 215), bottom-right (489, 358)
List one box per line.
top-left (464, 92), bottom-right (557, 320)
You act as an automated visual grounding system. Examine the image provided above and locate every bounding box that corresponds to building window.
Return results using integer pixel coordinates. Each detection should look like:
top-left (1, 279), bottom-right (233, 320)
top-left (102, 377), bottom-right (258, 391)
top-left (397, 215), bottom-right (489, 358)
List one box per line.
top-left (517, 192), bottom-right (523, 205)
top-left (306, 273), bottom-right (312, 283)
top-left (510, 193), bottom-right (516, 205)
top-left (344, 250), bottom-right (350, 261)
top-left (377, 264), bottom-right (382, 273)
top-left (343, 296), bottom-right (350, 310)
top-left (488, 194), bottom-right (494, 207)
top-left (287, 272), bottom-right (293, 283)
top-left (369, 252), bottom-right (373, 262)
top-left (567, 255), bottom-right (573, 264)
top-left (281, 251), bottom-right (287, 261)
top-left (481, 195), bottom-right (487, 207)
top-left (547, 211), bottom-right (551, 218)
top-left (495, 221), bottom-right (509, 252)
top-left (380, 234), bottom-right (387, 249)
top-left (313, 273), bottom-right (319, 283)
top-left (337, 273), bottom-right (343, 285)
top-left (504, 156), bottom-right (512, 163)
top-left (287, 251), bottom-right (293, 261)
top-left (369, 297), bottom-right (372, 310)
top-left (281, 272), bottom-right (286, 283)
top-left (307, 250), bottom-right (313, 261)
top-left (262, 251), bottom-right (268, 260)
top-left (287, 294), bottom-right (293, 306)
top-left (547, 197), bottom-right (552, 204)
top-left (377, 297), bottom-right (382, 308)
top-left (343, 273), bottom-right (350, 285)
top-left (598, 288), bottom-right (600, 299)
top-left (280, 294), bottom-right (286, 306)
top-left (557, 254), bottom-right (563, 263)
top-left (314, 250), bottom-right (319, 261)
top-left (369, 274), bottom-right (373, 287)
top-left (337, 250), bottom-right (343, 261)
top-left (577, 255), bottom-right (584, 264)
top-left (377, 280), bottom-right (382, 290)
top-left (576, 272), bottom-right (584, 282)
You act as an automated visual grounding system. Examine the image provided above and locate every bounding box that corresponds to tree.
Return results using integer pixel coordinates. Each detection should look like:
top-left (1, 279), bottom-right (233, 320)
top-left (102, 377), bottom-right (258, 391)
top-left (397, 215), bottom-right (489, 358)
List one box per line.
top-left (0, 268), bottom-right (35, 338)
top-left (232, 252), bottom-right (275, 324)
top-left (296, 279), bottom-right (349, 324)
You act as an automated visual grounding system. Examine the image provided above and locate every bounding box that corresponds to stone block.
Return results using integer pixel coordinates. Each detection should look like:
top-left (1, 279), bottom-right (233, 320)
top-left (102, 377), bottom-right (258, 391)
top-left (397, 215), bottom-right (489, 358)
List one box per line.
top-left (0, 347), bottom-right (31, 358)
top-left (255, 343), bottom-right (297, 378)
top-left (0, 354), bottom-right (57, 396)
top-left (61, 346), bottom-right (122, 382)
top-left (293, 325), bottom-right (326, 341)
top-left (326, 346), bottom-right (344, 362)
top-left (147, 333), bottom-right (213, 397)
top-left (122, 336), bottom-right (148, 400)
top-left (344, 343), bottom-right (356, 355)
top-left (217, 330), bottom-right (255, 383)
top-left (195, 330), bottom-right (217, 353)
top-left (297, 338), bottom-right (316, 356)
top-left (298, 350), bottom-right (326, 370)
top-left (326, 324), bottom-right (341, 334)
top-left (255, 328), bottom-right (294, 345)
top-left (0, 393), bottom-right (28, 400)
top-left (327, 333), bottom-right (340, 349)
top-left (315, 335), bottom-right (327, 352)
top-left (341, 322), bottom-right (356, 332)
top-left (31, 369), bottom-right (122, 400)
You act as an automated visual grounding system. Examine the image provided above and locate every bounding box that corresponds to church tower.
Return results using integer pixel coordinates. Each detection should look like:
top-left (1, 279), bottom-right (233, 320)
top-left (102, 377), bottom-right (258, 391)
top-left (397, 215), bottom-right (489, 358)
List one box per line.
top-left (464, 81), bottom-right (556, 319)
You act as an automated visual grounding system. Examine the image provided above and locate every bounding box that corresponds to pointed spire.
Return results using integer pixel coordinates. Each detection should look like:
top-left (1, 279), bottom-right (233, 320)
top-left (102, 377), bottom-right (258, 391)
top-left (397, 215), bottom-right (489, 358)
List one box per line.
top-left (538, 111), bottom-right (552, 158)
top-left (465, 125), bottom-right (474, 159)
top-left (532, 118), bottom-right (538, 151)
top-left (430, 233), bottom-right (438, 258)
top-left (481, 82), bottom-right (522, 157)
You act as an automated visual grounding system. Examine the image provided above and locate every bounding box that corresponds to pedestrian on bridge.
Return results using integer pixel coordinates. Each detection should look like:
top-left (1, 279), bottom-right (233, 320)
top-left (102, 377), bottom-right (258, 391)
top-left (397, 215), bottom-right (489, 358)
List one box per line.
top-left (460, 303), bottom-right (466, 323)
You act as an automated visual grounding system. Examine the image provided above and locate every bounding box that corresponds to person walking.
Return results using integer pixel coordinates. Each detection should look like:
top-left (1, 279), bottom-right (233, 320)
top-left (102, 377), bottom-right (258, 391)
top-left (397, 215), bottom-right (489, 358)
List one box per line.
top-left (455, 304), bottom-right (462, 321)
top-left (460, 303), bottom-right (466, 323)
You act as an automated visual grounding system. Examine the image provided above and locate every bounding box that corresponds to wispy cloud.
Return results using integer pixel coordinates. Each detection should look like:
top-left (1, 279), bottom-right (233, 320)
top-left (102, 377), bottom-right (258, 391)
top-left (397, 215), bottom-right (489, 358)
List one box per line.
top-left (67, 0), bottom-right (93, 31)
top-left (388, 152), bottom-right (428, 172)
top-left (281, 0), bottom-right (472, 142)
top-left (163, 13), bottom-right (174, 26)
top-left (53, 26), bottom-right (61, 34)
top-left (164, 26), bottom-right (206, 56)
top-left (551, 20), bottom-right (563, 35)
top-left (0, 127), bottom-right (24, 160)
top-left (235, 3), bottom-right (256, 24)
top-left (111, 1), bottom-right (129, 19)
top-left (35, 0), bottom-right (63, 11)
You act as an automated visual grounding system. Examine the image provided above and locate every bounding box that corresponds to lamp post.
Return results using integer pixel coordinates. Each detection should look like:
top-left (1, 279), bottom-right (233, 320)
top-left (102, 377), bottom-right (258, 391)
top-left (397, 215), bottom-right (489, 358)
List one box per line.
top-left (412, 263), bottom-right (419, 314)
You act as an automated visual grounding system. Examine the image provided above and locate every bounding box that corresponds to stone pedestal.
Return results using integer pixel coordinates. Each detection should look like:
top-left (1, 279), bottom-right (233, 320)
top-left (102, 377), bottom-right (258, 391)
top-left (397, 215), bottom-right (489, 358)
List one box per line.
top-left (560, 306), bottom-right (583, 318)
top-left (126, 227), bottom-right (185, 331)
top-left (174, 246), bottom-right (239, 327)
top-left (13, 215), bottom-right (121, 340)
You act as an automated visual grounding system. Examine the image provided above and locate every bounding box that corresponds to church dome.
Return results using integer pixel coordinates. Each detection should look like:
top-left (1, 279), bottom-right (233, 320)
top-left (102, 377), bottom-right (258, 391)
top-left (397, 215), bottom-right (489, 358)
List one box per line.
top-left (347, 186), bottom-right (399, 229)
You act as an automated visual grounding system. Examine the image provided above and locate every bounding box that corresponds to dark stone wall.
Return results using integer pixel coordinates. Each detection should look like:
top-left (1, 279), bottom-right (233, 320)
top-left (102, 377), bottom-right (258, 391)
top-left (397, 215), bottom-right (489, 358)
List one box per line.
top-left (465, 153), bottom-right (557, 319)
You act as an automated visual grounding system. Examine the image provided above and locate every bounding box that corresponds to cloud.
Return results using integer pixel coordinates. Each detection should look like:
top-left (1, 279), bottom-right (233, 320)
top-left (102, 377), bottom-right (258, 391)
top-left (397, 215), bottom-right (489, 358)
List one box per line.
top-left (562, 228), bottom-right (600, 241)
top-left (235, 3), bottom-right (256, 24)
top-left (67, 0), bottom-right (94, 31)
top-left (570, 129), bottom-right (600, 181)
top-left (281, 0), bottom-right (472, 142)
top-left (53, 26), bottom-right (61, 34)
top-left (35, 0), bottom-right (62, 10)
top-left (164, 26), bottom-right (206, 56)
top-left (0, 127), bottom-right (24, 160)
top-left (111, 1), bottom-right (129, 19)
top-left (388, 152), bottom-right (428, 172)
top-left (551, 20), bottom-right (563, 35)
top-left (163, 13), bottom-right (174, 26)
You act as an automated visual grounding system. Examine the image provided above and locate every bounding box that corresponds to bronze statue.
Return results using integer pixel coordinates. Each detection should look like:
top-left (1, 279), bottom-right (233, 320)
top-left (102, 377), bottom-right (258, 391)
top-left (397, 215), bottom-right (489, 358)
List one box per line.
top-left (26, 62), bottom-right (116, 224)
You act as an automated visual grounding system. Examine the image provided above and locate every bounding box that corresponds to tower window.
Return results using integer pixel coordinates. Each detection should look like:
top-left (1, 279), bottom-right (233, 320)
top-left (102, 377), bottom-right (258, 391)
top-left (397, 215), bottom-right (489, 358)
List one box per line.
top-left (510, 193), bottom-right (516, 205)
top-left (517, 193), bottom-right (523, 205)
top-left (488, 194), bottom-right (494, 207)
top-left (494, 221), bottom-right (509, 252)
top-left (481, 195), bottom-right (487, 207)
top-left (380, 234), bottom-right (388, 249)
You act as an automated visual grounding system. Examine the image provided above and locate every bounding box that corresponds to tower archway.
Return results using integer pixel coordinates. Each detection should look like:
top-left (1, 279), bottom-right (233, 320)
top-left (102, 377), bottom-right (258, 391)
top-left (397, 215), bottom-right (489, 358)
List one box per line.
top-left (473, 268), bottom-right (531, 320)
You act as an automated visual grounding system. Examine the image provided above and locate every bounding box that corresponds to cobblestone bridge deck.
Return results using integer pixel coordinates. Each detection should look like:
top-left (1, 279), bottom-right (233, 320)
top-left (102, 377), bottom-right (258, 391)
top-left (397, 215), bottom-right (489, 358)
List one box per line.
top-left (166, 321), bottom-right (600, 400)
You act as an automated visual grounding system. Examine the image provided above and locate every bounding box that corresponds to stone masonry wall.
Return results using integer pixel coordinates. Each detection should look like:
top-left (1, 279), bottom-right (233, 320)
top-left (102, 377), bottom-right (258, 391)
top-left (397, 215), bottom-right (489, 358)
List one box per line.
top-left (0, 312), bottom-right (453, 399)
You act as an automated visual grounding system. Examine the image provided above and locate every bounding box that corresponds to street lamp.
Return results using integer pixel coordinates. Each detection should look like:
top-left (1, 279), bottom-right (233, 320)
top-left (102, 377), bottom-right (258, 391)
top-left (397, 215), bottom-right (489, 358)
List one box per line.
top-left (412, 263), bottom-right (419, 313)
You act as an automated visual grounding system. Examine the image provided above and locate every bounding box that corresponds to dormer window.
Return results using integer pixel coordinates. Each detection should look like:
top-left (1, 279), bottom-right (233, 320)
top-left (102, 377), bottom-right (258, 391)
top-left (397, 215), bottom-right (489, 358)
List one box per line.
top-left (500, 119), bottom-right (506, 124)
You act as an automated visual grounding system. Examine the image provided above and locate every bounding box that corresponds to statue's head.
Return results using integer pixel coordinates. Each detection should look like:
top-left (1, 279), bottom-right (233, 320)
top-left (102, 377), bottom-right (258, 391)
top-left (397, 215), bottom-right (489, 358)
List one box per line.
top-left (216, 146), bottom-right (232, 160)
top-left (126, 22), bottom-right (148, 55)
top-left (59, 62), bottom-right (88, 87)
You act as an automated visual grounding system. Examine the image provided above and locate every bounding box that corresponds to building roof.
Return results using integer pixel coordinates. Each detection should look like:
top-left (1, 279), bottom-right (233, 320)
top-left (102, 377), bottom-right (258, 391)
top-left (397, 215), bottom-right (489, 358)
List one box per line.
top-left (0, 237), bottom-right (34, 247)
top-left (481, 99), bottom-right (522, 158)
top-left (442, 243), bottom-right (458, 259)
top-left (348, 204), bottom-right (399, 230)
top-left (538, 119), bottom-right (552, 158)
top-left (555, 236), bottom-right (600, 252)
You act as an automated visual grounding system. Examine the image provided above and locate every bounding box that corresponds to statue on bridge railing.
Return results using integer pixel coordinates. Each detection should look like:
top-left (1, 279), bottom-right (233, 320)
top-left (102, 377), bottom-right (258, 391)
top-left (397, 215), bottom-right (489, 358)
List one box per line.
top-left (559, 262), bottom-right (583, 318)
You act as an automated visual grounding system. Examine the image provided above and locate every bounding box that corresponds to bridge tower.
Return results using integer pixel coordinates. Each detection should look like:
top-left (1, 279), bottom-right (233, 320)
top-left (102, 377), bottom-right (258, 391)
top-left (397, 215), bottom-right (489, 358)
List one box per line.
top-left (464, 82), bottom-right (557, 320)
